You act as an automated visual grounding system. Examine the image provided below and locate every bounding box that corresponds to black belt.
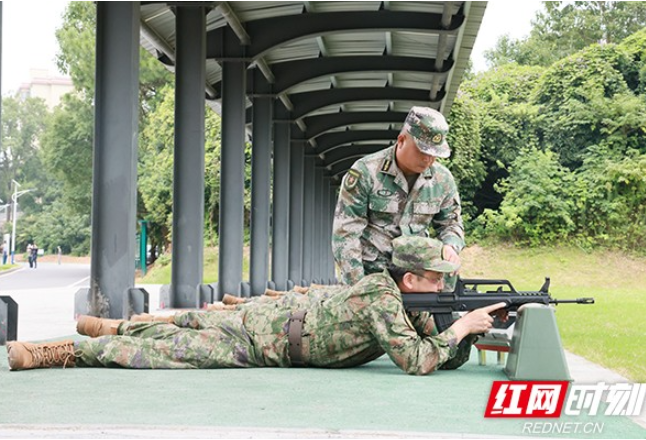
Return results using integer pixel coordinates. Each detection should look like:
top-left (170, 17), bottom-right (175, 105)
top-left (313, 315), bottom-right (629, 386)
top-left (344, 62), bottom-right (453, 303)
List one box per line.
top-left (288, 310), bottom-right (307, 367)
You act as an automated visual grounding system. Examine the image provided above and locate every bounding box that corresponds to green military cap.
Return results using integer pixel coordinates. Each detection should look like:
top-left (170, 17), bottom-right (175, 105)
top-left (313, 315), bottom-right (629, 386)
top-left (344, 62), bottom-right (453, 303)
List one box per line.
top-left (403, 106), bottom-right (451, 158)
top-left (392, 236), bottom-right (459, 273)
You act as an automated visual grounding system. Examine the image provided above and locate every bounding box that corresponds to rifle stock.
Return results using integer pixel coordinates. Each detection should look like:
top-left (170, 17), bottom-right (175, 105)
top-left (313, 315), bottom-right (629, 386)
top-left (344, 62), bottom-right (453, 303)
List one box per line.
top-left (403, 277), bottom-right (594, 333)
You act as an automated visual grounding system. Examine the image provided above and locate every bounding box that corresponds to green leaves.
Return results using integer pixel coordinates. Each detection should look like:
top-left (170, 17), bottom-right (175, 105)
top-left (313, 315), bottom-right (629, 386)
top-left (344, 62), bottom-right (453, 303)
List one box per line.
top-left (460, 23), bottom-right (646, 252)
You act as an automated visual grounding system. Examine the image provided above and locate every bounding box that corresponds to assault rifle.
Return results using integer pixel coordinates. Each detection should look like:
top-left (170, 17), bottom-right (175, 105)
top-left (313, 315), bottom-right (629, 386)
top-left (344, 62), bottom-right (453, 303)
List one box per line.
top-left (402, 277), bottom-right (594, 332)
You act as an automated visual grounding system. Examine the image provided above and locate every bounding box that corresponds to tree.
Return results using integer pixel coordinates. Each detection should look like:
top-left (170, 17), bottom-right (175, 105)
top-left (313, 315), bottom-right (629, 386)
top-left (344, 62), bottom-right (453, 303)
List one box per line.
top-left (56, 1), bottom-right (171, 108)
top-left (40, 94), bottom-right (94, 215)
top-left (138, 85), bottom-right (225, 251)
top-left (533, 43), bottom-right (646, 168)
top-left (445, 93), bottom-right (485, 219)
top-left (0, 97), bottom-right (50, 205)
top-left (485, 2), bottom-right (646, 69)
top-left (534, 2), bottom-right (646, 48)
top-left (476, 149), bottom-right (576, 245)
top-left (483, 34), bottom-right (554, 69)
top-left (616, 27), bottom-right (646, 95)
top-left (459, 64), bottom-right (545, 212)
top-left (18, 197), bottom-right (91, 255)
top-left (44, 1), bottom-right (174, 255)
top-left (572, 149), bottom-right (646, 249)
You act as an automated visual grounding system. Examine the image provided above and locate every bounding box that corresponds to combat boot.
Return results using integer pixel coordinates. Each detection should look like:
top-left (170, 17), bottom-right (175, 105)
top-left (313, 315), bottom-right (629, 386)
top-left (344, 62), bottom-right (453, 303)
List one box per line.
top-left (205, 302), bottom-right (237, 311)
top-left (76, 315), bottom-right (124, 337)
top-left (263, 288), bottom-right (285, 298)
top-left (7, 340), bottom-right (76, 371)
top-left (130, 313), bottom-right (175, 324)
top-left (222, 294), bottom-right (246, 305)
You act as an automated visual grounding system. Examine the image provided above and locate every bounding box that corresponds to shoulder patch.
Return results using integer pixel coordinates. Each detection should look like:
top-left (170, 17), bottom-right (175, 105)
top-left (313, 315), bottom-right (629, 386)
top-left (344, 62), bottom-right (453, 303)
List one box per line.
top-left (344, 169), bottom-right (362, 191)
top-left (381, 159), bottom-right (392, 172)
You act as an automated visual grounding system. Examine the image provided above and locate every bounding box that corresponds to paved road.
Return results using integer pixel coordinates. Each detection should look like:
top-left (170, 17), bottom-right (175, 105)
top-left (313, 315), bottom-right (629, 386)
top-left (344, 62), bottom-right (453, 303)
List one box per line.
top-left (0, 263), bottom-right (90, 340)
top-left (0, 262), bottom-right (90, 291)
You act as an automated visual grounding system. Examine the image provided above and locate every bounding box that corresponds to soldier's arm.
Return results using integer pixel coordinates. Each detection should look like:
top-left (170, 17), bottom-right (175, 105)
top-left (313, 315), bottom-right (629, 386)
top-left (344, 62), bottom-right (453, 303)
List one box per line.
top-left (432, 169), bottom-right (465, 253)
top-left (367, 291), bottom-right (464, 375)
top-left (406, 311), bottom-right (438, 336)
top-left (332, 164), bottom-right (371, 285)
top-left (439, 335), bottom-right (478, 370)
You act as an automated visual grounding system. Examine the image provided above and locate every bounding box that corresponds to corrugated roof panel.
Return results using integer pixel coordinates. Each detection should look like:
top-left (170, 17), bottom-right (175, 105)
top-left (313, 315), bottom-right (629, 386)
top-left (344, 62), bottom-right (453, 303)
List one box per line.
top-left (392, 101), bottom-right (438, 113)
top-left (323, 33), bottom-right (386, 56)
top-left (320, 126), bottom-right (348, 135)
top-left (348, 123), bottom-right (399, 131)
top-left (335, 76), bottom-right (388, 89)
top-left (309, 105), bottom-right (344, 117)
top-left (386, 1), bottom-right (461, 14)
top-left (233, 2), bottom-right (305, 22)
top-left (309, 2), bottom-right (382, 13)
top-left (391, 79), bottom-right (436, 91)
top-left (349, 140), bottom-right (391, 146)
top-left (442, 1), bottom-right (487, 113)
top-left (344, 103), bottom-right (390, 113)
top-left (439, 35), bottom-right (459, 60)
top-left (264, 40), bottom-right (321, 64)
top-left (289, 78), bottom-right (333, 95)
top-left (394, 72), bottom-right (439, 85)
top-left (141, 4), bottom-right (172, 24)
top-left (205, 9), bottom-right (228, 32)
top-left (137, 1), bottom-right (487, 175)
top-left (392, 32), bottom-right (441, 58)
top-left (205, 60), bottom-right (222, 85)
top-left (141, 5), bottom-right (176, 46)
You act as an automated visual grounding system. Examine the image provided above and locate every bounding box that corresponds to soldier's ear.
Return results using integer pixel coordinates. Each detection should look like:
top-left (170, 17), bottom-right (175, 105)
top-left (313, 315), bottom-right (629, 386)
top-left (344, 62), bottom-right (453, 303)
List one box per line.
top-left (402, 272), bottom-right (416, 290)
top-left (396, 133), bottom-right (407, 149)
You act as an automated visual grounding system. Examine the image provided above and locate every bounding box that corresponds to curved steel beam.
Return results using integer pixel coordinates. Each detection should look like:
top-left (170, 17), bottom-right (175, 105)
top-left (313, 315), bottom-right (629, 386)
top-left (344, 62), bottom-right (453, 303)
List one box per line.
top-left (245, 87), bottom-right (444, 122)
top-left (211, 56), bottom-right (454, 98)
top-left (314, 130), bottom-right (398, 155)
top-left (299, 111), bottom-right (408, 140)
top-left (207, 11), bottom-right (465, 61)
top-left (320, 144), bottom-right (389, 166)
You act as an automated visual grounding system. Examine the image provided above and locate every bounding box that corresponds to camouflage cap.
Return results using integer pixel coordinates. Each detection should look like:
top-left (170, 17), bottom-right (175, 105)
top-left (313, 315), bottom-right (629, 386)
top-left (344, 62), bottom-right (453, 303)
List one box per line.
top-left (402, 106), bottom-right (451, 158)
top-left (392, 236), bottom-right (459, 273)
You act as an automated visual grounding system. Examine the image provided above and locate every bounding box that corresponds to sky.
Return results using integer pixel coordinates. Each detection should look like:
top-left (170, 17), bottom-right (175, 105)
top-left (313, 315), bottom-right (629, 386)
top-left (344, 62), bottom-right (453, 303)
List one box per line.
top-left (471, 0), bottom-right (544, 72)
top-left (1, 1), bottom-right (69, 94)
top-left (0, 1), bottom-right (544, 94)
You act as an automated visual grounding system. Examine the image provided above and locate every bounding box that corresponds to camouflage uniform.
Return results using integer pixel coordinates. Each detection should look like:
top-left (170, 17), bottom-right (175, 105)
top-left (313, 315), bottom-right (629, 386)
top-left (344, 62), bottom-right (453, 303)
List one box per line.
top-left (332, 145), bottom-right (464, 285)
top-left (74, 273), bottom-right (473, 375)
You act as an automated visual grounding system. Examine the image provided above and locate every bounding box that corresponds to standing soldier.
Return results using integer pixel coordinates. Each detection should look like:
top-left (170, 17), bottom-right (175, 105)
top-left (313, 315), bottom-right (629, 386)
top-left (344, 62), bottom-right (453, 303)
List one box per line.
top-left (332, 106), bottom-right (464, 287)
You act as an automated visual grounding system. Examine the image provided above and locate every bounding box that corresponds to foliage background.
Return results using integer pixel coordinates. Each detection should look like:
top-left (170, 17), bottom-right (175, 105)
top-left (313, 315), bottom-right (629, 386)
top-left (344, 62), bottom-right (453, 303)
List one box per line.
top-left (2, 2), bottom-right (646, 257)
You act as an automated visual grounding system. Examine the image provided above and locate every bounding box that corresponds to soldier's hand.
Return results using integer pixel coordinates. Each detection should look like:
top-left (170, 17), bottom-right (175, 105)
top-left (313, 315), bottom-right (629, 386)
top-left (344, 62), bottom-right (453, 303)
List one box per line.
top-left (442, 245), bottom-right (461, 275)
top-left (452, 302), bottom-right (506, 338)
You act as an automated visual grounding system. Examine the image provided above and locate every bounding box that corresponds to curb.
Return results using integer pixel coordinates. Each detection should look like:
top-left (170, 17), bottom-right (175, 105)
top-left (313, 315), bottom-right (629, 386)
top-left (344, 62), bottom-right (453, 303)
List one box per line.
top-left (0, 266), bottom-right (22, 276)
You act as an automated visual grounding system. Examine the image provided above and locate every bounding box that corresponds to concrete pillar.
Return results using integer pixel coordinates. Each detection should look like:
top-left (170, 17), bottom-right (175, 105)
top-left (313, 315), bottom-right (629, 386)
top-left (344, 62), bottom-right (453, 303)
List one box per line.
top-left (288, 144), bottom-right (304, 284)
top-left (272, 108), bottom-right (290, 290)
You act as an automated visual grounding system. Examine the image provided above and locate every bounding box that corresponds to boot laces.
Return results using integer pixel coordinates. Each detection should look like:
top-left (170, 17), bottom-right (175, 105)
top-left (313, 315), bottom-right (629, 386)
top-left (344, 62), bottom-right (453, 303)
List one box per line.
top-left (29, 342), bottom-right (75, 368)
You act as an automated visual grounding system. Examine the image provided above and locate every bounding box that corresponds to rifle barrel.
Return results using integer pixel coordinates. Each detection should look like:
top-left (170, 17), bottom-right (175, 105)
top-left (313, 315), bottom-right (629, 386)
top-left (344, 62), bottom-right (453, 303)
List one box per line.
top-left (550, 297), bottom-right (595, 305)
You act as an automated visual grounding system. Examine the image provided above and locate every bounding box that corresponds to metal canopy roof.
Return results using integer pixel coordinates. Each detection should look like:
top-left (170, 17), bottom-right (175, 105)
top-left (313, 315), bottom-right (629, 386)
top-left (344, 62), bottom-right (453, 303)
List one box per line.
top-left (140, 1), bottom-right (486, 181)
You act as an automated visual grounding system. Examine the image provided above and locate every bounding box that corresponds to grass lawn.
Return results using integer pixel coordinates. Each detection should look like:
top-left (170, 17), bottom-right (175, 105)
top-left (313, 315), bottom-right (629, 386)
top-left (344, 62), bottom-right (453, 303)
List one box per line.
top-left (137, 246), bottom-right (250, 285)
top-left (460, 244), bottom-right (646, 382)
top-left (139, 244), bottom-right (645, 382)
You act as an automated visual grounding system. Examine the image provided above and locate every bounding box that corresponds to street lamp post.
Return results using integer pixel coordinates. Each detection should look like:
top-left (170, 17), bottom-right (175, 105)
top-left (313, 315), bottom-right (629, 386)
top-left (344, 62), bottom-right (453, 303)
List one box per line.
top-left (0, 199), bottom-right (9, 260)
top-left (10, 180), bottom-right (34, 264)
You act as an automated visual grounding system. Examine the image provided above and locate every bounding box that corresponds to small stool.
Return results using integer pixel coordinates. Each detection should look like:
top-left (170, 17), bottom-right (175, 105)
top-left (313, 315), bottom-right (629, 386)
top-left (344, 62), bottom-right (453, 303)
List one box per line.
top-left (475, 342), bottom-right (510, 365)
top-left (474, 326), bottom-right (513, 366)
